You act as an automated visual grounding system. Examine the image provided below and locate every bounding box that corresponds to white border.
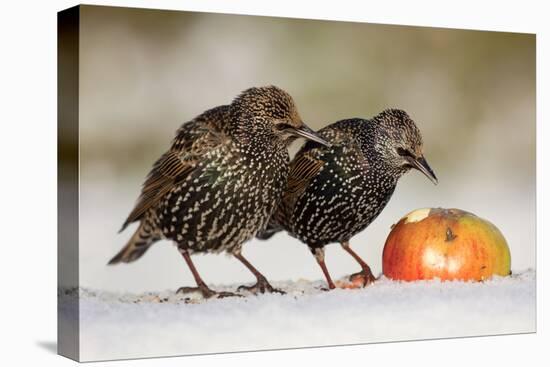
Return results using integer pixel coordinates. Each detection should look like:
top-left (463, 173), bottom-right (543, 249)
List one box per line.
top-left (0, 1), bottom-right (546, 366)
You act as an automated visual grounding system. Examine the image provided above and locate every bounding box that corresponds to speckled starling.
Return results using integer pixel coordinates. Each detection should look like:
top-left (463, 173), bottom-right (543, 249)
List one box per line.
top-left (258, 109), bottom-right (437, 289)
top-left (108, 86), bottom-right (329, 298)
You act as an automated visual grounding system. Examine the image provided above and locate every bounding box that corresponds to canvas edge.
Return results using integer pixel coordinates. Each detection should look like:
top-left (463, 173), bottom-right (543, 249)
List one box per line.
top-left (57, 4), bottom-right (81, 362)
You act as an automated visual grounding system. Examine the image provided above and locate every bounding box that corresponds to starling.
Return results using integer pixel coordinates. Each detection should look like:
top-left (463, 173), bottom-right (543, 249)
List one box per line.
top-left (108, 86), bottom-right (329, 298)
top-left (258, 109), bottom-right (437, 289)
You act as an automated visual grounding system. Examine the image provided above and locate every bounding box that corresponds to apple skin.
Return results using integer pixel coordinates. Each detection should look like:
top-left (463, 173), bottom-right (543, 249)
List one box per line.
top-left (382, 208), bottom-right (511, 281)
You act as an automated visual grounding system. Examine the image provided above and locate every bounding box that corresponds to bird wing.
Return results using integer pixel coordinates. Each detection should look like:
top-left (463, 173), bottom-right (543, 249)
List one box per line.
top-left (286, 151), bottom-right (325, 199)
top-left (273, 123), bottom-right (364, 229)
top-left (120, 108), bottom-right (230, 232)
top-left (273, 148), bottom-right (326, 227)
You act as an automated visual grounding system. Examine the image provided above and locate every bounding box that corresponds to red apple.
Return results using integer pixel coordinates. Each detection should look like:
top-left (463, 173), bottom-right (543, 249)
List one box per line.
top-left (382, 208), bottom-right (511, 281)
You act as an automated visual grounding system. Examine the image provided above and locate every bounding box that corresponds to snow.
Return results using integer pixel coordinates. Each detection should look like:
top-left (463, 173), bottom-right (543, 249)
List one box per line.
top-left (60, 270), bottom-right (536, 362)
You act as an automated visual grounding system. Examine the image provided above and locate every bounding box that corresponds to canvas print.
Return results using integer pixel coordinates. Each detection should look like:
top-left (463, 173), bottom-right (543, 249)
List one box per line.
top-left (58, 5), bottom-right (536, 362)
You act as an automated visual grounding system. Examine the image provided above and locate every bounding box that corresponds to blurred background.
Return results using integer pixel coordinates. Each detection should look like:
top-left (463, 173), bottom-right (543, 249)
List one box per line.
top-left (75, 5), bottom-right (535, 292)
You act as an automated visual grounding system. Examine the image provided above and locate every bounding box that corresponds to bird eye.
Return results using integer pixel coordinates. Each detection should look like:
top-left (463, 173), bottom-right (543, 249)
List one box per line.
top-left (396, 147), bottom-right (413, 157)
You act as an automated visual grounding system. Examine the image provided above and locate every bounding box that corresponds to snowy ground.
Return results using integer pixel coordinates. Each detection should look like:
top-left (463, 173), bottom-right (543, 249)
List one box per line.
top-left (60, 269), bottom-right (536, 362)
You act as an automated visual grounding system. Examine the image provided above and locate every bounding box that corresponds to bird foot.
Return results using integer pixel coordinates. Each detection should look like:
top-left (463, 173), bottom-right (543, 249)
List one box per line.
top-left (349, 268), bottom-right (377, 287)
top-left (317, 285), bottom-right (336, 292)
top-left (176, 285), bottom-right (242, 299)
top-left (237, 277), bottom-right (285, 295)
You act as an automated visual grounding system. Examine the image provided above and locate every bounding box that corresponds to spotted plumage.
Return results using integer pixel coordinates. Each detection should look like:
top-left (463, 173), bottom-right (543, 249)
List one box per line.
top-left (109, 86), bottom-right (329, 298)
top-left (259, 109), bottom-right (437, 289)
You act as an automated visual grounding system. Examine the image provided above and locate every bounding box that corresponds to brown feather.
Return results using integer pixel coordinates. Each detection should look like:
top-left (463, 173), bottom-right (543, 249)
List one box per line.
top-left (120, 115), bottom-right (229, 232)
top-left (273, 151), bottom-right (325, 226)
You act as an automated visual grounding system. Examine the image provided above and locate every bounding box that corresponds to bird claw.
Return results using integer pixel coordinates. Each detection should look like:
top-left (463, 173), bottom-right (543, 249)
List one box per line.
top-left (349, 268), bottom-right (377, 286)
top-left (215, 291), bottom-right (244, 298)
top-left (316, 282), bottom-right (337, 291)
top-left (176, 285), bottom-right (242, 299)
top-left (237, 278), bottom-right (285, 295)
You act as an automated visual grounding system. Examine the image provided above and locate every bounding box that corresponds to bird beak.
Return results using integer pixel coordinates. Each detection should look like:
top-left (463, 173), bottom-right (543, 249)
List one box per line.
top-left (408, 155), bottom-right (438, 185)
top-left (288, 124), bottom-right (331, 147)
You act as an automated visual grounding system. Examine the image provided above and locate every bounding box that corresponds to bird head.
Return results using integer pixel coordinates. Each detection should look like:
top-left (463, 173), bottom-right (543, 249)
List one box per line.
top-left (373, 109), bottom-right (438, 184)
top-left (230, 86), bottom-right (330, 147)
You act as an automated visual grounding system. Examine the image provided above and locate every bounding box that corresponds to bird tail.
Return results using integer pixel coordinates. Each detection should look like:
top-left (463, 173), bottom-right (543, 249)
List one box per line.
top-left (108, 221), bottom-right (160, 265)
top-left (256, 221), bottom-right (283, 240)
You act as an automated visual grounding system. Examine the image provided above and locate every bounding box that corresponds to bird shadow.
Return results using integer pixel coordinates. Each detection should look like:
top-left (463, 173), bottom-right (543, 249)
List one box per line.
top-left (36, 340), bottom-right (57, 354)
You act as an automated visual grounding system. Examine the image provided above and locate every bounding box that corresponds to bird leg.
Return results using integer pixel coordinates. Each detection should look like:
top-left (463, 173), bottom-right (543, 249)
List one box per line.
top-left (176, 248), bottom-right (241, 299)
top-left (312, 247), bottom-right (336, 290)
top-left (234, 252), bottom-right (285, 294)
top-left (340, 241), bottom-right (376, 286)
